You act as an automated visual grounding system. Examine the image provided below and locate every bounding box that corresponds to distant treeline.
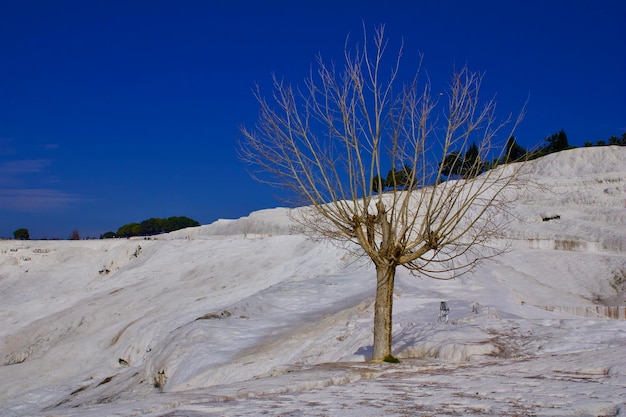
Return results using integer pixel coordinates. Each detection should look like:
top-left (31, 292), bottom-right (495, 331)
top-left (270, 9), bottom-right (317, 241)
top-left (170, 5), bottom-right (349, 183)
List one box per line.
top-left (101, 216), bottom-right (200, 239)
top-left (531, 130), bottom-right (625, 158)
top-left (436, 130), bottom-right (625, 182)
top-left (373, 130), bottom-right (625, 191)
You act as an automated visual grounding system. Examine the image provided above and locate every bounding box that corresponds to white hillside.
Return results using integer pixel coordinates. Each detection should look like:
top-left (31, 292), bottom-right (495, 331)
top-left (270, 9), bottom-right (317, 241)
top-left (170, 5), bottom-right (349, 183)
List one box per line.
top-left (507, 146), bottom-right (625, 253)
top-left (0, 146), bottom-right (624, 417)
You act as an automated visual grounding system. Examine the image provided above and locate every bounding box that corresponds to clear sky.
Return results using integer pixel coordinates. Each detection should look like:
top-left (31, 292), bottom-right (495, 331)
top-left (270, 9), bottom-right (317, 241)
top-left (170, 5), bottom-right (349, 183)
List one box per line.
top-left (1, 0), bottom-right (624, 239)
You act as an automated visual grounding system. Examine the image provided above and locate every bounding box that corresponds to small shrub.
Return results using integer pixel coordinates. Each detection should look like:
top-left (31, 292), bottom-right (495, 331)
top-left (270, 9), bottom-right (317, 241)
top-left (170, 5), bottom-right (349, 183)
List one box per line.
top-left (383, 355), bottom-right (400, 363)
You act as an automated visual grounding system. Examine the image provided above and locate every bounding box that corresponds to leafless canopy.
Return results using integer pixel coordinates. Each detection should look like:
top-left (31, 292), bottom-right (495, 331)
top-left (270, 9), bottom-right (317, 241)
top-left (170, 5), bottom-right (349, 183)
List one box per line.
top-left (240, 25), bottom-right (526, 278)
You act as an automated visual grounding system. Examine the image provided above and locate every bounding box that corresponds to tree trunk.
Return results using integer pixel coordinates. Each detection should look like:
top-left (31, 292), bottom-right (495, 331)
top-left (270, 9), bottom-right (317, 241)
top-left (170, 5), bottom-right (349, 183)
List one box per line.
top-left (371, 261), bottom-right (396, 361)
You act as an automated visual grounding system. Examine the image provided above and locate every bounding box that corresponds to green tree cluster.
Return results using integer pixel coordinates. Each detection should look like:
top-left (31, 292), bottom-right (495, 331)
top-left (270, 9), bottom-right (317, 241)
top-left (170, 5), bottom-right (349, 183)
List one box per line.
top-left (543, 129), bottom-right (570, 154)
top-left (372, 165), bottom-right (415, 193)
top-left (585, 132), bottom-right (626, 147)
top-left (517, 129), bottom-right (570, 160)
top-left (13, 228), bottom-right (30, 240)
top-left (531, 129), bottom-right (625, 159)
top-left (438, 141), bottom-right (487, 180)
top-left (504, 136), bottom-right (527, 162)
top-left (101, 216), bottom-right (200, 238)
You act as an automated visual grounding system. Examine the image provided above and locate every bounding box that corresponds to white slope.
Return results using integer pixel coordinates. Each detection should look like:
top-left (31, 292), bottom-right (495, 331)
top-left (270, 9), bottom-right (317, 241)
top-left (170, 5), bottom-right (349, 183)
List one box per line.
top-left (0, 146), bottom-right (624, 417)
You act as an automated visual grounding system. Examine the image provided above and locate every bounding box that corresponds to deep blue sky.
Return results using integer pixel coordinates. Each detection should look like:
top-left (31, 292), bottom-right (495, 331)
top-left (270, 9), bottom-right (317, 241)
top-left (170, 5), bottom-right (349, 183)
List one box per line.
top-left (1, 0), bottom-right (624, 239)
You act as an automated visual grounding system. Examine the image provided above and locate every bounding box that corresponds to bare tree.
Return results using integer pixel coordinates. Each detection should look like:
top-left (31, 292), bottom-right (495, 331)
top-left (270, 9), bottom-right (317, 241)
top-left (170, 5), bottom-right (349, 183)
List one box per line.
top-left (240, 26), bottom-right (527, 361)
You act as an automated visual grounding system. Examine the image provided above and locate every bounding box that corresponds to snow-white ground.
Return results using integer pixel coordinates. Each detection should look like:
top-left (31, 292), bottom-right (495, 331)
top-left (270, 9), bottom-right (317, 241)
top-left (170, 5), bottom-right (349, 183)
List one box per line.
top-left (1, 146), bottom-right (625, 417)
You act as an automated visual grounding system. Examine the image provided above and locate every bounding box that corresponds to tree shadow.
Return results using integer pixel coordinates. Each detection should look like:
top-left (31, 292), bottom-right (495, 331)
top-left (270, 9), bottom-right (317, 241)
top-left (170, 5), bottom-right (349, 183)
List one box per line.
top-left (354, 345), bottom-right (372, 361)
